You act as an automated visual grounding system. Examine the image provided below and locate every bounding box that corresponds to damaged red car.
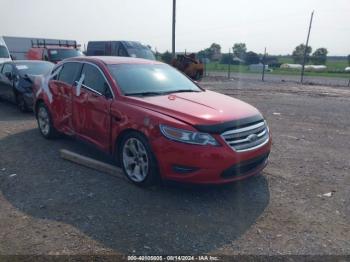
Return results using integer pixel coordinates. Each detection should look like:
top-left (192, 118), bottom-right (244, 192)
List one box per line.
top-left (33, 56), bottom-right (271, 186)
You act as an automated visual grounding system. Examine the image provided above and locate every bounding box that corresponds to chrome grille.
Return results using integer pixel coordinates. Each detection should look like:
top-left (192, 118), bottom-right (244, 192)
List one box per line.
top-left (221, 120), bottom-right (269, 152)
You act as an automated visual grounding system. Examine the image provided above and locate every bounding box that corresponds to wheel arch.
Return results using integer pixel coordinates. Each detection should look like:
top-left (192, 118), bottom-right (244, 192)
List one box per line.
top-left (113, 128), bottom-right (149, 166)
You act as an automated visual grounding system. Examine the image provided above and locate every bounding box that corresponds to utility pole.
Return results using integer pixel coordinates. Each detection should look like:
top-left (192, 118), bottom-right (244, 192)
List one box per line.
top-left (262, 47), bottom-right (267, 81)
top-left (228, 48), bottom-right (231, 79)
top-left (172, 0), bottom-right (176, 58)
top-left (301, 11), bottom-right (314, 83)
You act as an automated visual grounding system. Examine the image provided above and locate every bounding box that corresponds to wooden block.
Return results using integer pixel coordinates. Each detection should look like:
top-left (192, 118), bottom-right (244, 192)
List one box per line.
top-left (60, 149), bottom-right (125, 180)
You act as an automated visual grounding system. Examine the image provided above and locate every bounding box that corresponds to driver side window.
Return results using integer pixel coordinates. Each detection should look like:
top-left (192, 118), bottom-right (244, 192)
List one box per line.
top-left (118, 46), bottom-right (128, 57)
top-left (81, 64), bottom-right (112, 98)
top-left (2, 64), bottom-right (13, 75)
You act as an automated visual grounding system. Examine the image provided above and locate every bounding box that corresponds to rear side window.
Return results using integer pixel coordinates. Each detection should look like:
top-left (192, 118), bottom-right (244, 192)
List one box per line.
top-left (58, 62), bottom-right (82, 85)
top-left (81, 64), bottom-right (108, 94)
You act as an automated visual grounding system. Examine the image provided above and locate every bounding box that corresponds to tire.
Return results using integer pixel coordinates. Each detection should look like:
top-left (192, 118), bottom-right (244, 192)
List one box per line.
top-left (16, 93), bottom-right (29, 112)
top-left (36, 102), bottom-right (59, 139)
top-left (119, 131), bottom-right (160, 187)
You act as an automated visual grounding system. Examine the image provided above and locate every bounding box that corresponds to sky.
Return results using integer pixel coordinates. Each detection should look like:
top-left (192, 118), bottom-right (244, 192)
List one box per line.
top-left (0, 0), bottom-right (349, 55)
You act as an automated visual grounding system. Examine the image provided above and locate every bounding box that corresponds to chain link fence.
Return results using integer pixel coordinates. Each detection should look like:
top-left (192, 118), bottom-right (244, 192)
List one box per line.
top-left (199, 53), bottom-right (350, 87)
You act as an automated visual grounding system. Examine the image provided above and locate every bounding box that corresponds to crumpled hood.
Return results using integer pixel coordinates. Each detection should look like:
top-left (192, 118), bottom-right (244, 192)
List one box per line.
top-left (126, 90), bottom-right (261, 126)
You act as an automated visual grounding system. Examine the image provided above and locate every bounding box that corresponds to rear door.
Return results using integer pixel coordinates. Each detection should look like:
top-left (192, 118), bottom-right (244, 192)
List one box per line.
top-left (0, 63), bottom-right (15, 101)
top-left (50, 62), bottom-right (82, 134)
top-left (72, 63), bottom-right (113, 152)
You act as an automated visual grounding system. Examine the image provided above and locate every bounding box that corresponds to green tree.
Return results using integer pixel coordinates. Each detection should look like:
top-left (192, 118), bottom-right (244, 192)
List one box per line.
top-left (197, 43), bottom-right (222, 61)
top-left (348, 55), bottom-right (350, 66)
top-left (292, 44), bottom-right (312, 64)
top-left (232, 43), bottom-right (247, 60)
top-left (208, 43), bottom-right (221, 60)
top-left (161, 51), bottom-right (173, 64)
top-left (311, 48), bottom-right (328, 64)
top-left (245, 51), bottom-right (260, 65)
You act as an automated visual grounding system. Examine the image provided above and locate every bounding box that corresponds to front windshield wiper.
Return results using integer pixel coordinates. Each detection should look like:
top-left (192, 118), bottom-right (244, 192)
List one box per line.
top-left (124, 89), bottom-right (201, 97)
top-left (124, 91), bottom-right (168, 97)
top-left (169, 89), bottom-right (201, 94)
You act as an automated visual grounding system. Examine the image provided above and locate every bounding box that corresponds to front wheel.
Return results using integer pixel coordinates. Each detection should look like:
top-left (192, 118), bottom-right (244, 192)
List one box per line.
top-left (119, 132), bottom-right (160, 187)
top-left (36, 103), bottom-right (58, 139)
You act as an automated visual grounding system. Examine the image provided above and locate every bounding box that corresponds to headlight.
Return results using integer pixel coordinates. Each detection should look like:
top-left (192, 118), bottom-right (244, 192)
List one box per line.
top-left (160, 125), bottom-right (219, 146)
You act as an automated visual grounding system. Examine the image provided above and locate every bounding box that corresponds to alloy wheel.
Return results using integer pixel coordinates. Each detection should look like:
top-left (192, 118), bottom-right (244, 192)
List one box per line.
top-left (122, 138), bottom-right (149, 182)
top-left (38, 106), bottom-right (50, 136)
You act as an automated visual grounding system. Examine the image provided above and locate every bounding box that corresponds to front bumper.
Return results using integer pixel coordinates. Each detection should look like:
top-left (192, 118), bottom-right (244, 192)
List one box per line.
top-left (151, 134), bottom-right (272, 184)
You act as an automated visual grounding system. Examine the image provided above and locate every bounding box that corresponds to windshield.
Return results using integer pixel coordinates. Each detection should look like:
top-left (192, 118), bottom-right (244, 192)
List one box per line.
top-left (126, 48), bottom-right (155, 60)
top-left (108, 64), bottom-right (201, 96)
top-left (0, 46), bottom-right (10, 58)
top-left (15, 62), bottom-right (54, 76)
top-left (48, 49), bottom-right (83, 62)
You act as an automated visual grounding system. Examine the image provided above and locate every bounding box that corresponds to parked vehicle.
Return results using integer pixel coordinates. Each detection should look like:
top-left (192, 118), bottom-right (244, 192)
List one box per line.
top-left (0, 60), bottom-right (54, 111)
top-left (27, 40), bottom-right (83, 63)
top-left (0, 37), bottom-right (12, 64)
top-left (2, 36), bottom-right (82, 61)
top-left (33, 56), bottom-right (271, 186)
top-left (171, 53), bottom-right (204, 80)
top-left (87, 41), bottom-right (155, 60)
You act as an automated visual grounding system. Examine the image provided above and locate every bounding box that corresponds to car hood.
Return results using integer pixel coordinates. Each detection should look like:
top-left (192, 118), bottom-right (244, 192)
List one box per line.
top-left (126, 90), bottom-right (262, 126)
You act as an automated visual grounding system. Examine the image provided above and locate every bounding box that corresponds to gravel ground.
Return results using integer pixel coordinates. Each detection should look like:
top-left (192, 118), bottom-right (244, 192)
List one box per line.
top-left (0, 78), bottom-right (349, 256)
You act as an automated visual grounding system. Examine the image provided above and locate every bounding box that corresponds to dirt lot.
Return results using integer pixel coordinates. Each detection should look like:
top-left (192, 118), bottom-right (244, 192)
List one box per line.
top-left (0, 78), bottom-right (349, 256)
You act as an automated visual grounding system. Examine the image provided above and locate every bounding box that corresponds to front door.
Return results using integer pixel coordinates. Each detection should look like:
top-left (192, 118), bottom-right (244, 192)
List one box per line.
top-left (50, 62), bottom-right (82, 134)
top-left (0, 63), bottom-right (15, 102)
top-left (73, 63), bottom-right (113, 152)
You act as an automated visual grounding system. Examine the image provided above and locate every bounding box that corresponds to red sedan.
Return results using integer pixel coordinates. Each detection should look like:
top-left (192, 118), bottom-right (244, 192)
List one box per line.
top-left (33, 56), bottom-right (271, 186)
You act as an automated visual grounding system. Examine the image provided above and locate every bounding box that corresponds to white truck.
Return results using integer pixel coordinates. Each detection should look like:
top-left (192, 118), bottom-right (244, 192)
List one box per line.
top-left (0, 37), bottom-right (12, 64)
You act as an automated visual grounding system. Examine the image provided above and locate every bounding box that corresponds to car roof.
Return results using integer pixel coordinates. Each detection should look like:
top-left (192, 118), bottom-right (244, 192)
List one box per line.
top-left (64, 56), bottom-right (163, 65)
top-left (2, 60), bottom-right (53, 65)
top-left (13, 60), bottom-right (53, 64)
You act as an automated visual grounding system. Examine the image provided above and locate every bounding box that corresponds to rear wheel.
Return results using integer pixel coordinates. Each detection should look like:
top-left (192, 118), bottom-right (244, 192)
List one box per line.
top-left (119, 132), bottom-right (160, 187)
top-left (36, 102), bottom-right (58, 139)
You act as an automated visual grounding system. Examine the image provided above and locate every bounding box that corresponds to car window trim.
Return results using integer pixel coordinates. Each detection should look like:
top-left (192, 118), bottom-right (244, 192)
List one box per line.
top-left (80, 82), bottom-right (103, 96)
top-left (59, 61), bottom-right (115, 99)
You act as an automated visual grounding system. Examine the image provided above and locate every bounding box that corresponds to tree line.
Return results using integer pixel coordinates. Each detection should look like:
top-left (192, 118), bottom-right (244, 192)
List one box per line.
top-left (157, 43), bottom-right (350, 66)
